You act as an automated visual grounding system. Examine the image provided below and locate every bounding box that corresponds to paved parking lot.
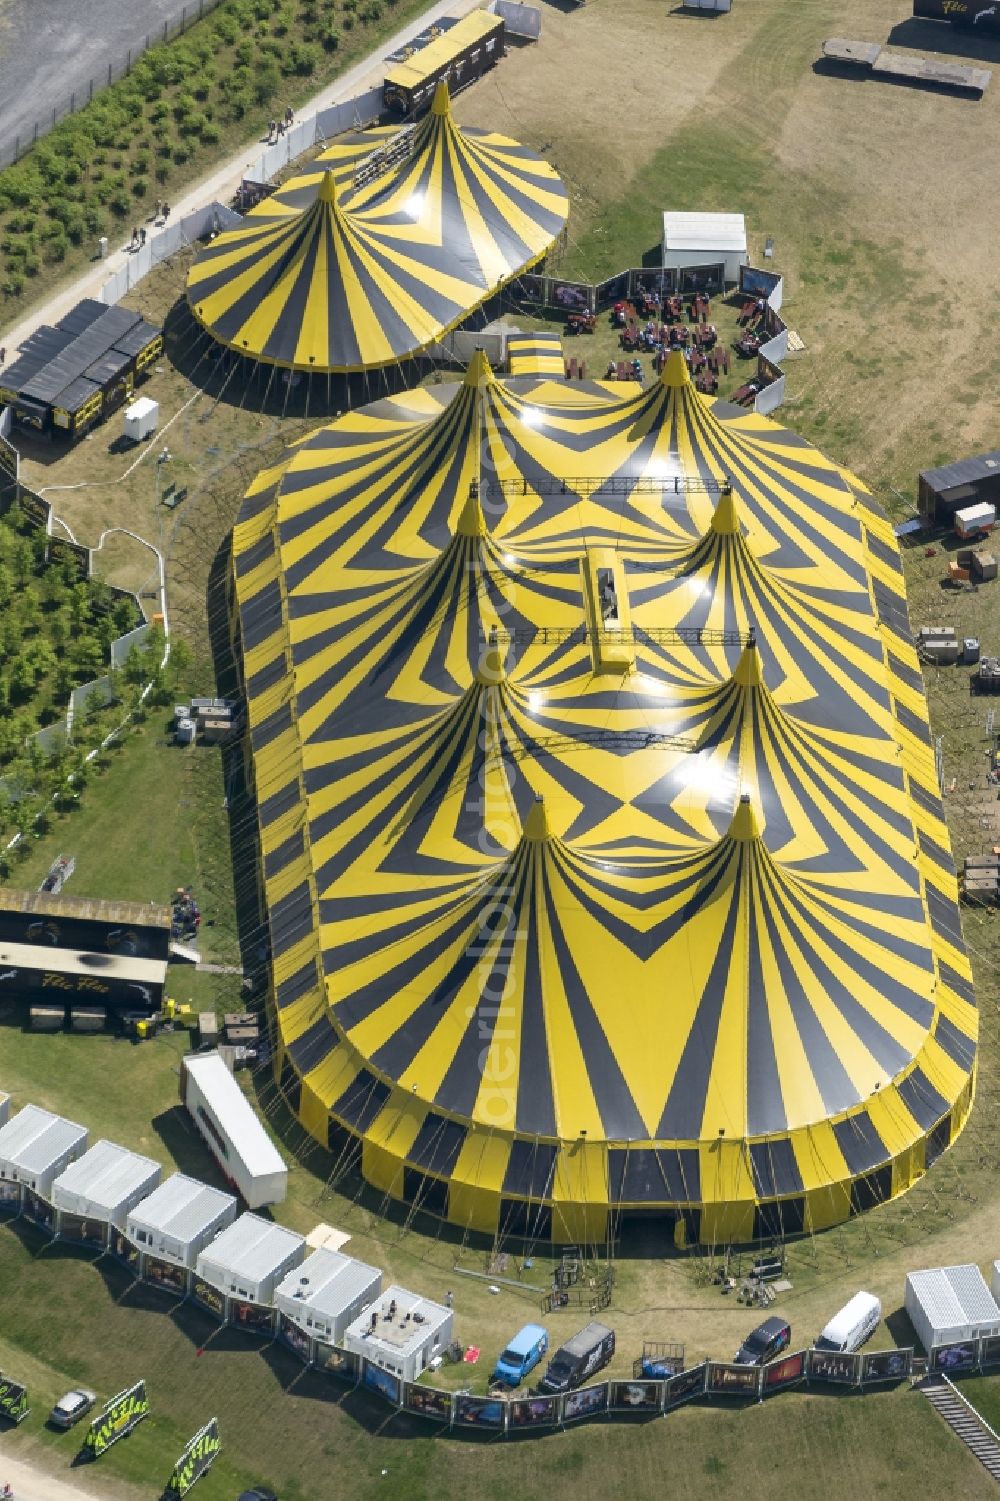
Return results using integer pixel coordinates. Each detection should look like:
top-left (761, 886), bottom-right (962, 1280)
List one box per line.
top-left (0, 0), bottom-right (201, 163)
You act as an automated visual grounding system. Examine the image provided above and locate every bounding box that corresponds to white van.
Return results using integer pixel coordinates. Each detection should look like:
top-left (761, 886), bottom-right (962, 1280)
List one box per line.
top-left (815, 1291), bottom-right (881, 1354)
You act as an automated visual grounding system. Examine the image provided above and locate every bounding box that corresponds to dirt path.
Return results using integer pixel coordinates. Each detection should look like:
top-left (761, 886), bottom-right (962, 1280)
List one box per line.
top-left (0, 0), bottom-right (481, 356)
top-left (0, 1453), bottom-right (132, 1501)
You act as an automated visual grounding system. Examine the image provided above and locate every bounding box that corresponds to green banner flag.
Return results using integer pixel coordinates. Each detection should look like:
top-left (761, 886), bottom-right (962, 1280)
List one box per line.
top-left (167, 1417), bottom-right (221, 1496)
top-left (84, 1380), bottom-right (149, 1457)
top-left (0, 1375), bottom-right (30, 1425)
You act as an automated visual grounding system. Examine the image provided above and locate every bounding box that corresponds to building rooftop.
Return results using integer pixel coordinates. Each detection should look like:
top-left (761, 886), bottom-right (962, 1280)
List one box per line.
top-left (662, 210), bottom-right (747, 253)
top-left (53, 1139), bottom-right (160, 1213)
top-left (197, 1212), bottom-right (304, 1285)
top-left (345, 1284), bottom-right (451, 1354)
top-left (128, 1173), bottom-right (237, 1240)
top-left (907, 1265), bottom-right (1000, 1327)
top-left (0, 1103), bottom-right (87, 1174)
top-left (919, 451), bottom-right (1000, 496)
top-left (276, 1248), bottom-right (380, 1324)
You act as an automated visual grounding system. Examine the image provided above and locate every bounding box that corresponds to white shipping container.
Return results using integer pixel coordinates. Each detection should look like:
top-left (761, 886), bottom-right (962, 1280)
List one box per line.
top-left (123, 396), bottom-right (159, 443)
top-left (905, 1265), bottom-right (1000, 1353)
top-left (955, 502), bottom-right (996, 537)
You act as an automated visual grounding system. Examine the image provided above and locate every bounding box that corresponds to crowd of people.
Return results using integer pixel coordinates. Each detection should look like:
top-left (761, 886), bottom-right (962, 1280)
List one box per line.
top-left (607, 292), bottom-right (727, 392)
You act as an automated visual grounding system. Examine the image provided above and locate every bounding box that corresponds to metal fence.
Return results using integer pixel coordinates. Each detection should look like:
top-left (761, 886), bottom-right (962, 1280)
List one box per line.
top-left (0, 0), bottom-right (227, 169)
top-left (99, 201), bottom-right (243, 306)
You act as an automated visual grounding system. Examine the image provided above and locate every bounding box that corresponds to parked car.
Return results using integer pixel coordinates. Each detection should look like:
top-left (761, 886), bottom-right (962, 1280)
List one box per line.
top-left (538, 1322), bottom-right (615, 1394)
top-left (733, 1317), bottom-right (791, 1367)
top-left (49, 1388), bottom-right (97, 1428)
top-left (492, 1323), bottom-right (549, 1387)
top-left (815, 1292), bottom-right (881, 1354)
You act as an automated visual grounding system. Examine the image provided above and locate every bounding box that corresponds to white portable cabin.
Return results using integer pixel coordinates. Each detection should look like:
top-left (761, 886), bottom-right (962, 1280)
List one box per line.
top-left (955, 501), bottom-right (996, 538)
top-left (343, 1284), bottom-right (454, 1384)
top-left (52, 1139), bottom-right (161, 1243)
top-left (905, 1265), bottom-right (1000, 1353)
top-left (126, 1172), bottom-right (238, 1270)
top-left (0, 1103), bottom-right (88, 1201)
top-left (195, 1212), bottom-right (305, 1306)
top-left (123, 396), bottom-right (159, 442)
top-left (662, 210), bottom-right (747, 285)
top-left (275, 1248), bottom-right (382, 1348)
top-left (182, 1051), bottom-right (287, 1208)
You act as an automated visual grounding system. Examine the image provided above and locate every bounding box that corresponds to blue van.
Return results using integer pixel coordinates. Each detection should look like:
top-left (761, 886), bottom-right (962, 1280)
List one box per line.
top-left (492, 1323), bottom-right (549, 1387)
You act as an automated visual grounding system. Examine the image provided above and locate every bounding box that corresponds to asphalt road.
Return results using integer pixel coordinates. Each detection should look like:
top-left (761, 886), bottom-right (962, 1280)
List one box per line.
top-left (0, 0), bottom-right (202, 164)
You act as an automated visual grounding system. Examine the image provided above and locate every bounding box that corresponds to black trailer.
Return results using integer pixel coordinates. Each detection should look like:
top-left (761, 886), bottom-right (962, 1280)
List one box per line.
top-left (383, 10), bottom-right (505, 117)
top-left (914, 0), bottom-right (1000, 30)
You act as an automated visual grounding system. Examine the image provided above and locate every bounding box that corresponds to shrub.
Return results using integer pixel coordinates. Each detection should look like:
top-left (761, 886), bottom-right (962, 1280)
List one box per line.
top-left (22, 254), bottom-right (40, 277)
top-left (321, 24), bottom-right (340, 51)
top-left (108, 189), bottom-right (131, 218)
top-left (172, 141), bottom-right (192, 165)
top-left (43, 232), bottom-right (68, 262)
top-left (1, 273), bottom-right (25, 298)
top-left (253, 58), bottom-right (281, 103)
top-left (286, 42), bottom-right (319, 75)
top-left (131, 175), bottom-right (149, 199)
top-left (200, 121), bottom-right (221, 145)
top-left (359, 0), bottom-right (383, 18)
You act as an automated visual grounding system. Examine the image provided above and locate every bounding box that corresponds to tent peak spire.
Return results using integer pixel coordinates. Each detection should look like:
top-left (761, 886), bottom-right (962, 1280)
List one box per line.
top-left (431, 79), bottom-right (452, 117)
top-left (733, 628), bottom-right (763, 689)
top-left (456, 479), bottom-right (488, 539)
top-left (710, 482), bottom-right (740, 537)
top-left (728, 792), bottom-right (761, 844)
top-left (476, 626), bottom-right (506, 685)
top-left (522, 795), bottom-right (551, 844)
top-left (463, 347), bottom-right (493, 389)
top-left (317, 169), bottom-right (340, 208)
top-left (660, 349), bottom-right (691, 389)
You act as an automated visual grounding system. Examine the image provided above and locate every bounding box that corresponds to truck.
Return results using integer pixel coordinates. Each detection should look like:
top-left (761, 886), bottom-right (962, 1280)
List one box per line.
top-left (537, 1322), bottom-right (615, 1394)
top-left (492, 1323), bottom-right (548, 1387)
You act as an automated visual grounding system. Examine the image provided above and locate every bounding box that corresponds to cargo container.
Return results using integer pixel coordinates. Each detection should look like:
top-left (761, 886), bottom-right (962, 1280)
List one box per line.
top-left (383, 12), bottom-right (504, 117)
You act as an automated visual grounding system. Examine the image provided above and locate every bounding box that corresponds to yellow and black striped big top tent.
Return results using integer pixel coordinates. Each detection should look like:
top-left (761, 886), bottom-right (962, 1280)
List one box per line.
top-left (186, 83), bottom-right (568, 373)
top-left (231, 350), bottom-right (976, 1247)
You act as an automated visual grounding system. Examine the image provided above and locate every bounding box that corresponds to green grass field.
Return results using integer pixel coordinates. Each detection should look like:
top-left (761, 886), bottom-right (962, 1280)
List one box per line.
top-left (4, 0), bottom-right (1000, 1495)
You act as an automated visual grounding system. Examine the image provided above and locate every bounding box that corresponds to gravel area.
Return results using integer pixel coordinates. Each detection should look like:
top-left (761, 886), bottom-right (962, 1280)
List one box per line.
top-left (0, 0), bottom-right (205, 163)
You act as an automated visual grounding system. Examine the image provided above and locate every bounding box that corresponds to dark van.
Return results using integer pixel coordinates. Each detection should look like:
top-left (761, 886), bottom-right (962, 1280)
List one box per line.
top-left (538, 1322), bottom-right (615, 1394)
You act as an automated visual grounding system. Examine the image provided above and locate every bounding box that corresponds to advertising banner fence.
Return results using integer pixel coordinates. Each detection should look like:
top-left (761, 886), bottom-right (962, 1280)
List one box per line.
top-left (706, 1362), bottom-right (762, 1400)
top-left (509, 1393), bottom-right (557, 1429)
top-left (807, 1350), bottom-right (861, 1385)
top-left (404, 1383), bottom-right (452, 1422)
top-left (362, 1361), bottom-right (400, 1406)
top-left (454, 1393), bottom-right (506, 1429)
top-left (561, 1382), bottom-right (609, 1423)
top-left (190, 1278), bottom-right (226, 1320)
top-left (167, 1417), bottom-right (221, 1496)
top-left (929, 1340), bottom-right (978, 1374)
top-left (0, 1374), bottom-right (29, 1424)
top-left (761, 1350), bottom-right (806, 1395)
top-left (859, 1349), bottom-right (912, 1384)
top-left (84, 1380), bottom-right (149, 1456)
top-left (610, 1379), bottom-right (664, 1412)
top-left (664, 1363), bottom-right (707, 1409)
top-left (0, 1180), bottom-right (21, 1217)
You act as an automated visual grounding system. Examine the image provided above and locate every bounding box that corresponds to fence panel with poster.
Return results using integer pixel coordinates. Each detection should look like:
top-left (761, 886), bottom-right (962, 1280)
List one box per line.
top-left (0, 1179), bottom-right (21, 1218)
top-left (361, 1359), bottom-right (401, 1407)
top-left (753, 359), bottom-right (786, 416)
top-left (706, 1362), bottom-right (763, 1401)
top-left (314, 1342), bottom-right (359, 1382)
top-left (84, 1381), bottom-right (150, 1456)
top-left (807, 1349), bottom-right (861, 1386)
top-left (167, 1417), bottom-right (221, 1497)
top-left (509, 1393), bottom-right (558, 1430)
top-left (560, 1382), bottom-right (609, 1423)
top-left (664, 1363), bottom-right (707, 1410)
top-left (739, 264), bottom-right (783, 312)
top-left (980, 1334), bottom-right (1000, 1368)
top-left (929, 1340), bottom-right (979, 1375)
top-left (761, 1350), bottom-right (807, 1396)
top-left (403, 1383), bottom-right (453, 1423)
top-left (454, 1393), bottom-right (507, 1430)
top-left (0, 1374), bottom-right (29, 1424)
top-left (859, 1348), bottom-right (912, 1385)
top-left (610, 1379), bottom-right (665, 1413)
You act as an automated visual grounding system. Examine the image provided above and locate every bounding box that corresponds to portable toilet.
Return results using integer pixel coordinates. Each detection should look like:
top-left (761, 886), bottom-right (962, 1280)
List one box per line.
top-left (175, 717), bottom-right (196, 746)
